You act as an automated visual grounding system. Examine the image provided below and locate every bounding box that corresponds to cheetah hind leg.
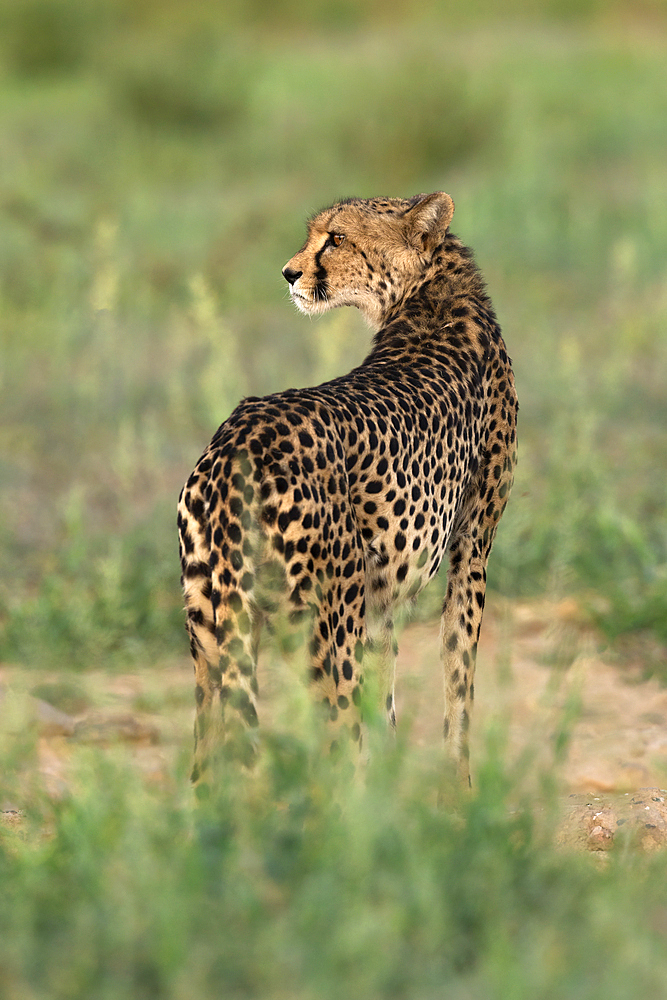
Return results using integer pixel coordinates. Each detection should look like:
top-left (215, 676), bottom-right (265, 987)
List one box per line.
top-left (189, 588), bottom-right (263, 796)
top-left (440, 534), bottom-right (489, 787)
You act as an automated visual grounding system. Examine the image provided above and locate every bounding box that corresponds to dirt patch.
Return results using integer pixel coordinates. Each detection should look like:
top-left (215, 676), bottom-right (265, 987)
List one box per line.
top-left (394, 598), bottom-right (667, 849)
top-left (2, 598), bottom-right (666, 849)
top-left (556, 790), bottom-right (667, 853)
top-left (397, 599), bottom-right (667, 794)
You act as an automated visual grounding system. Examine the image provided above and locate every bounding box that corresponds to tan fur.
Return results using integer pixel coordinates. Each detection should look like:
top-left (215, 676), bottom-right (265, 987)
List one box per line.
top-left (178, 193), bottom-right (518, 790)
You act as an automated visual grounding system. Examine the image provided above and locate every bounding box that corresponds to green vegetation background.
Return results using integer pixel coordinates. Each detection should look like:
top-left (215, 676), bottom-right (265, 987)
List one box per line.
top-left (1, 2), bottom-right (667, 998)
top-left (1, 0), bottom-right (667, 671)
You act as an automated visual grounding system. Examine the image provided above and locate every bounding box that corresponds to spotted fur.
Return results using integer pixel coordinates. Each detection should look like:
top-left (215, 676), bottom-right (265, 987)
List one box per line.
top-left (178, 192), bottom-right (518, 789)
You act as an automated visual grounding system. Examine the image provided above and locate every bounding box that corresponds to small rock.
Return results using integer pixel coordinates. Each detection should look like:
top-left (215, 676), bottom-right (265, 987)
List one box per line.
top-left (0, 809), bottom-right (24, 828)
top-left (33, 698), bottom-right (76, 738)
top-left (72, 712), bottom-right (160, 746)
top-left (30, 682), bottom-right (89, 716)
top-left (586, 806), bottom-right (616, 850)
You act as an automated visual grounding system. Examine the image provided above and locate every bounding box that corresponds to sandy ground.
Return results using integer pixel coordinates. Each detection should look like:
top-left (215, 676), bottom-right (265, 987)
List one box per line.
top-left (2, 596), bottom-right (667, 848)
top-left (398, 598), bottom-right (667, 794)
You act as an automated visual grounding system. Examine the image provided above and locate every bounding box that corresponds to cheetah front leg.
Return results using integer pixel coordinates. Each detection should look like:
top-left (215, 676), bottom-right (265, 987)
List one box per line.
top-left (440, 533), bottom-right (488, 786)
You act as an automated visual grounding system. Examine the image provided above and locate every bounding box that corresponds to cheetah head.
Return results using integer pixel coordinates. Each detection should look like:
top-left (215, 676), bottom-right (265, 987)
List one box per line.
top-left (282, 192), bottom-right (454, 330)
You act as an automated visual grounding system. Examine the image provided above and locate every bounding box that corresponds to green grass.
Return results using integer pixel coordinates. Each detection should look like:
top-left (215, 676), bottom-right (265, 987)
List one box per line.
top-left (2, 5), bottom-right (667, 993)
top-left (2, 729), bottom-right (667, 1000)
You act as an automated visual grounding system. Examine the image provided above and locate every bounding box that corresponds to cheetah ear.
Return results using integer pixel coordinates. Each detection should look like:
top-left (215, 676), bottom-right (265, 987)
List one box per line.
top-left (404, 192), bottom-right (455, 252)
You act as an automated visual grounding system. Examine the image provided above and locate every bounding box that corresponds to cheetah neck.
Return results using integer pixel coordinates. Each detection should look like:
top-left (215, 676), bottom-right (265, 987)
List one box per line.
top-left (366, 234), bottom-right (500, 364)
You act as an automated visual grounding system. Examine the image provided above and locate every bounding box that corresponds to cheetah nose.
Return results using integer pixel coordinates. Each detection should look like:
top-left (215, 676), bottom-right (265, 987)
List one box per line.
top-left (282, 266), bottom-right (303, 286)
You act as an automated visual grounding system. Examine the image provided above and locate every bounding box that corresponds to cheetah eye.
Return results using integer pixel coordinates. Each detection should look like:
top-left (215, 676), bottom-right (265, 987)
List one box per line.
top-left (329, 233), bottom-right (345, 248)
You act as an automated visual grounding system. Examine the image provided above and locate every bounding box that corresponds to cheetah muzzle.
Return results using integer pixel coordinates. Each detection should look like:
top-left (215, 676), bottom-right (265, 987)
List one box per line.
top-left (178, 192), bottom-right (518, 792)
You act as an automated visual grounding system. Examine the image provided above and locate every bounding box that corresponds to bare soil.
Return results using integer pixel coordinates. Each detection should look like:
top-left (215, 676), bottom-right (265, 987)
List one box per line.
top-left (2, 597), bottom-right (667, 849)
top-left (397, 597), bottom-right (667, 851)
top-left (400, 598), bottom-right (667, 795)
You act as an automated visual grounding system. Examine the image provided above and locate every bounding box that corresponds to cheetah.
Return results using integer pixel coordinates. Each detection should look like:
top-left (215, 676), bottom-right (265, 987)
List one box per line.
top-left (178, 192), bottom-right (518, 791)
